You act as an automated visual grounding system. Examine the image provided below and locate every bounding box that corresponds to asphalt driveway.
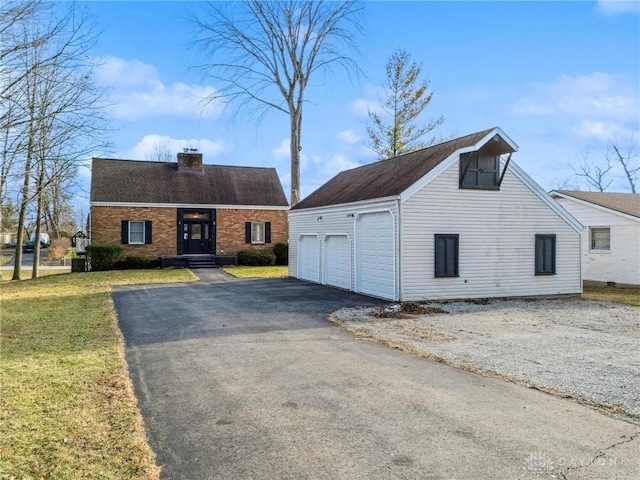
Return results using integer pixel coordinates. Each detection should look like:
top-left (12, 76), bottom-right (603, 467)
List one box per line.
top-left (114, 274), bottom-right (639, 479)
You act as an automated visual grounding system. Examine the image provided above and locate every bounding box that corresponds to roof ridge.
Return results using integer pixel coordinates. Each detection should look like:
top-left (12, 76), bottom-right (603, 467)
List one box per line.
top-left (92, 157), bottom-right (276, 171)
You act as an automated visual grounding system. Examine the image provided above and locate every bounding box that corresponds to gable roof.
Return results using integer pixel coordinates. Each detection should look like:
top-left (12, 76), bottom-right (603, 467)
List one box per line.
top-left (291, 127), bottom-right (512, 210)
top-left (551, 190), bottom-right (640, 219)
top-left (90, 158), bottom-right (288, 207)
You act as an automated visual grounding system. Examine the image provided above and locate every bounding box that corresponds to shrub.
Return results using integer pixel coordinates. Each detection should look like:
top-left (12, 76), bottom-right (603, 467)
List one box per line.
top-left (126, 255), bottom-right (152, 269)
top-left (273, 242), bottom-right (288, 265)
top-left (237, 249), bottom-right (276, 266)
top-left (85, 244), bottom-right (122, 271)
top-left (48, 237), bottom-right (71, 259)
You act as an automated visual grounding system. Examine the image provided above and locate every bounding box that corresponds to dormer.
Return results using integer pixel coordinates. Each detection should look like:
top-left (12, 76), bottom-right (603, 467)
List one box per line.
top-left (459, 132), bottom-right (517, 190)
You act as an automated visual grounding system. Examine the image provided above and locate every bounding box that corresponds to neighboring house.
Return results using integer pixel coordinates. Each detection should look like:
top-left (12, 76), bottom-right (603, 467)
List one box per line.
top-left (550, 190), bottom-right (640, 287)
top-left (90, 151), bottom-right (289, 266)
top-left (288, 127), bottom-right (582, 301)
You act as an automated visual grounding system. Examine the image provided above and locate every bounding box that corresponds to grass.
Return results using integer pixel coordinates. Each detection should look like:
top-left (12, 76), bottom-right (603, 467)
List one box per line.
top-left (1, 269), bottom-right (69, 281)
top-left (223, 265), bottom-right (289, 278)
top-left (582, 285), bottom-right (640, 307)
top-left (0, 269), bottom-right (197, 479)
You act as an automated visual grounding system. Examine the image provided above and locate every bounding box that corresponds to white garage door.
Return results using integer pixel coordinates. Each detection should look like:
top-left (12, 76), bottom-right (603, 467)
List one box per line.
top-left (323, 235), bottom-right (351, 290)
top-left (356, 212), bottom-right (395, 300)
top-left (298, 235), bottom-right (320, 283)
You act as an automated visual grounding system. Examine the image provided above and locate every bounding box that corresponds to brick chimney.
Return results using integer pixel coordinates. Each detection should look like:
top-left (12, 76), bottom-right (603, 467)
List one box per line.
top-left (177, 149), bottom-right (203, 174)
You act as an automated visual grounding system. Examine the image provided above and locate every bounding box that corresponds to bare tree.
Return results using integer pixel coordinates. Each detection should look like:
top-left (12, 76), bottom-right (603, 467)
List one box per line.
top-left (189, 1), bottom-right (363, 205)
top-left (571, 137), bottom-right (639, 193)
top-left (145, 141), bottom-right (174, 162)
top-left (367, 49), bottom-right (444, 160)
top-left (611, 138), bottom-right (638, 193)
top-left (574, 150), bottom-right (614, 192)
top-left (4, 4), bottom-right (109, 279)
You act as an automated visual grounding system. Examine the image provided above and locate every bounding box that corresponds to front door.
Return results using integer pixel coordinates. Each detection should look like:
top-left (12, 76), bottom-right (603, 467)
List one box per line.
top-left (179, 209), bottom-right (215, 255)
top-left (184, 222), bottom-right (209, 254)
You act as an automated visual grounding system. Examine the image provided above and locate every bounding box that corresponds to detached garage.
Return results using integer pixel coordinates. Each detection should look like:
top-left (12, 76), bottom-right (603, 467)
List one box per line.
top-left (289, 127), bottom-right (582, 301)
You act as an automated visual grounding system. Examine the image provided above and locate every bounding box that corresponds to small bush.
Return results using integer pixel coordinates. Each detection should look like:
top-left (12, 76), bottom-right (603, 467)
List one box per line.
top-left (86, 244), bottom-right (122, 271)
top-left (273, 242), bottom-right (288, 265)
top-left (48, 237), bottom-right (71, 259)
top-left (237, 249), bottom-right (276, 266)
top-left (126, 255), bottom-right (152, 269)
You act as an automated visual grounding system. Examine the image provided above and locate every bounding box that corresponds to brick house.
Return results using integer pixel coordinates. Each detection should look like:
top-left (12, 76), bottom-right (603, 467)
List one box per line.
top-left (90, 152), bottom-right (289, 266)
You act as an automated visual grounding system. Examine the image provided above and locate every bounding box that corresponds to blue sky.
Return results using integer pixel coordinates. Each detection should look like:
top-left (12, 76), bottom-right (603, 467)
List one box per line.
top-left (80, 0), bottom-right (640, 207)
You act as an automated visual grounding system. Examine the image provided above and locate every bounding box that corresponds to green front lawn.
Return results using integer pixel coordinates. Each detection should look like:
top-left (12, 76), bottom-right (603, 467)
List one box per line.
top-left (582, 285), bottom-right (640, 307)
top-left (222, 265), bottom-right (289, 278)
top-left (0, 269), bottom-right (197, 479)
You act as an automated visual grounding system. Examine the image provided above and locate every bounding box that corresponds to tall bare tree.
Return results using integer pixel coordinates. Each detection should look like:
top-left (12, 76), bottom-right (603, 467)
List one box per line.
top-left (2, 4), bottom-right (109, 279)
top-left (367, 49), bottom-right (444, 160)
top-left (611, 139), bottom-right (638, 193)
top-left (189, 0), bottom-right (363, 205)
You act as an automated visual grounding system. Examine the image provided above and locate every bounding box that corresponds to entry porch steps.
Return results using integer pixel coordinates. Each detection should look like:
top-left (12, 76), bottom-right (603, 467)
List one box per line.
top-left (186, 256), bottom-right (217, 269)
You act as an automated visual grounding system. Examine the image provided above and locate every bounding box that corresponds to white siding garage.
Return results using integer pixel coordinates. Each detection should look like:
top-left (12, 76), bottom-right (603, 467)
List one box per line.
top-left (298, 235), bottom-right (320, 283)
top-left (356, 212), bottom-right (395, 300)
top-left (323, 235), bottom-right (351, 290)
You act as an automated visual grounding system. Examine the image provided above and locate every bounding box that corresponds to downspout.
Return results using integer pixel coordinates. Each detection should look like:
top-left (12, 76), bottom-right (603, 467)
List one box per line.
top-left (396, 196), bottom-right (402, 302)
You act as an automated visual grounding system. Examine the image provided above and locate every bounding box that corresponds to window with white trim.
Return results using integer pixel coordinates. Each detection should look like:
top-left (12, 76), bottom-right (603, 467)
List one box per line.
top-left (590, 227), bottom-right (610, 251)
top-left (251, 222), bottom-right (265, 244)
top-left (129, 221), bottom-right (145, 244)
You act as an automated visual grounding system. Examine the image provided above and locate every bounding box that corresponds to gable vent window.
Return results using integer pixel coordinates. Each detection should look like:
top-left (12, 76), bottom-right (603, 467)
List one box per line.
top-left (245, 221), bottom-right (271, 244)
top-left (590, 227), bottom-right (610, 251)
top-left (460, 152), bottom-right (499, 189)
top-left (435, 234), bottom-right (459, 277)
top-left (121, 220), bottom-right (152, 245)
top-left (535, 234), bottom-right (556, 275)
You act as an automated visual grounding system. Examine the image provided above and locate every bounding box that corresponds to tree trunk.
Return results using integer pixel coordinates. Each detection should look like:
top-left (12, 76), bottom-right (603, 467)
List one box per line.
top-left (31, 160), bottom-right (46, 278)
top-left (290, 110), bottom-right (301, 206)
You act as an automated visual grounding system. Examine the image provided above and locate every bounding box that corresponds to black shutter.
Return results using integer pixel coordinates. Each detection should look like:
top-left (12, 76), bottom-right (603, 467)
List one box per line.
top-left (121, 221), bottom-right (128, 244)
top-left (245, 222), bottom-right (252, 243)
top-left (145, 221), bottom-right (152, 244)
top-left (435, 234), bottom-right (459, 277)
top-left (535, 235), bottom-right (556, 275)
top-left (265, 222), bottom-right (271, 243)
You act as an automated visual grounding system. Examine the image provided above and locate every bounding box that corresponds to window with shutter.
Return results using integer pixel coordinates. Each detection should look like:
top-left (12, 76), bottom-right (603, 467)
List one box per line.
top-left (435, 234), bottom-right (459, 277)
top-left (251, 222), bottom-right (265, 244)
top-left (460, 152), bottom-right (499, 189)
top-left (128, 221), bottom-right (145, 244)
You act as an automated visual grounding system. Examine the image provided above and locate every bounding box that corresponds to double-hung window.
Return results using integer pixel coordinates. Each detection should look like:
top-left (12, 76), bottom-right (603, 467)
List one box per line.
top-left (535, 234), bottom-right (556, 275)
top-left (245, 221), bottom-right (272, 244)
top-left (590, 227), bottom-right (610, 251)
top-left (435, 234), bottom-right (459, 277)
top-left (251, 222), bottom-right (265, 244)
top-left (128, 221), bottom-right (145, 244)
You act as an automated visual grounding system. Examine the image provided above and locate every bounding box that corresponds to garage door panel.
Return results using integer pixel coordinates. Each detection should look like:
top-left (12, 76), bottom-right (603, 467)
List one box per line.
top-left (324, 235), bottom-right (351, 290)
top-left (356, 212), bottom-right (395, 300)
top-left (298, 235), bottom-right (319, 283)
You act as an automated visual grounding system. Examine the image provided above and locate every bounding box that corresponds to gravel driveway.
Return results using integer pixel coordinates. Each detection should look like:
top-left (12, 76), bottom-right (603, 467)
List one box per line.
top-left (333, 298), bottom-right (640, 423)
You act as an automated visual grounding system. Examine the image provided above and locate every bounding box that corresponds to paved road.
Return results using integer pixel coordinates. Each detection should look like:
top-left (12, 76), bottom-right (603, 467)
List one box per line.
top-left (2, 248), bottom-right (47, 267)
top-left (114, 273), bottom-right (639, 479)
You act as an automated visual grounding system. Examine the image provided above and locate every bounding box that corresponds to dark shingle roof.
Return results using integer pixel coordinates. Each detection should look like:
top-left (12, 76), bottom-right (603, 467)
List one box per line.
top-left (292, 128), bottom-right (503, 210)
top-left (555, 191), bottom-right (640, 219)
top-left (90, 158), bottom-right (288, 206)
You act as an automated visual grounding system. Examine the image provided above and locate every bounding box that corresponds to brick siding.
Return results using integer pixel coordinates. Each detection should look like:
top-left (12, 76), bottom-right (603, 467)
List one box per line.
top-left (91, 206), bottom-right (288, 259)
top-left (216, 209), bottom-right (288, 255)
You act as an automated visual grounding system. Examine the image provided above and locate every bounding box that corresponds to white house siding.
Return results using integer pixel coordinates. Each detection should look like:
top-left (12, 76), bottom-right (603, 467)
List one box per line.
top-left (554, 198), bottom-right (640, 286)
top-left (288, 200), bottom-right (399, 297)
top-left (401, 163), bottom-right (582, 301)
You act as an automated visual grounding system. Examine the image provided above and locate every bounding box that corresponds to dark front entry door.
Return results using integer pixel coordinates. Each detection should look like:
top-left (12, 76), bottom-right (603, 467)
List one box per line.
top-left (182, 221), bottom-right (211, 254)
top-left (178, 209), bottom-right (215, 255)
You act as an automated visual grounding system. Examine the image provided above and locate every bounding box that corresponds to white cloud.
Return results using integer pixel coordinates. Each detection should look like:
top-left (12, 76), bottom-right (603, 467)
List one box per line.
top-left (336, 129), bottom-right (362, 145)
top-left (271, 139), bottom-right (290, 161)
top-left (571, 120), bottom-right (637, 141)
top-left (510, 73), bottom-right (638, 121)
top-left (126, 134), bottom-right (230, 162)
top-left (597, 0), bottom-right (640, 15)
top-left (349, 84), bottom-right (385, 118)
top-left (95, 56), bottom-right (224, 120)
